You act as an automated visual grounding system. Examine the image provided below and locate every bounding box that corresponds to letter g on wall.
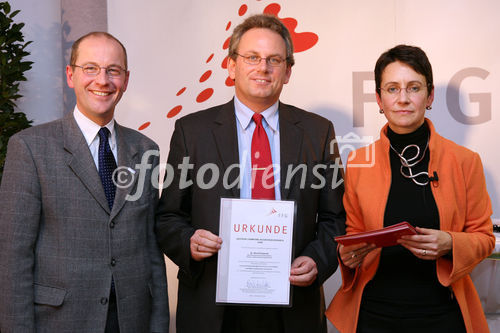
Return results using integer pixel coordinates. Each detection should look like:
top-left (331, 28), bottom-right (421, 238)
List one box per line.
top-left (447, 67), bottom-right (491, 125)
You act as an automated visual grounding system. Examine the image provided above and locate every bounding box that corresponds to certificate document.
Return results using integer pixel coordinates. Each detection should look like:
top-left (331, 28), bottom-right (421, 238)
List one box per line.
top-left (216, 198), bottom-right (295, 306)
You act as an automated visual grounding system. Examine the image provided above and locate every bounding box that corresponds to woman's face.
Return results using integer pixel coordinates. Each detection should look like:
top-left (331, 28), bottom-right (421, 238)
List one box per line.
top-left (376, 61), bottom-right (434, 134)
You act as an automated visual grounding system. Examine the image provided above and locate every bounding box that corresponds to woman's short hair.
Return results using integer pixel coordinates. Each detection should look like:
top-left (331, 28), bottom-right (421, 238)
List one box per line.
top-left (375, 44), bottom-right (433, 95)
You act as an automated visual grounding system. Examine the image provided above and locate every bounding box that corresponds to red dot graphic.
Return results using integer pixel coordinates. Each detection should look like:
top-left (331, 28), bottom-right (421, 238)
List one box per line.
top-left (226, 21), bottom-right (231, 31)
top-left (206, 53), bottom-right (214, 63)
top-left (263, 3), bottom-right (319, 53)
top-left (222, 36), bottom-right (230, 50)
top-left (196, 88), bottom-right (214, 103)
top-left (138, 122), bottom-right (151, 130)
top-left (167, 105), bottom-right (182, 118)
top-left (176, 87), bottom-right (186, 96)
top-left (239, 4), bottom-right (248, 16)
top-left (199, 70), bottom-right (212, 83)
top-left (221, 56), bottom-right (229, 69)
top-left (264, 3), bottom-right (280, 15)
top-left (225, 77), bottom-right (235, 87)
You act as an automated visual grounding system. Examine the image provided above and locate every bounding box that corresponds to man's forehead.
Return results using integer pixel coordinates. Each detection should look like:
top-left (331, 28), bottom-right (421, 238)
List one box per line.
top-left (78, 35), bottom-right (120, 51)
top-left (238, 28), bottom-right (286, 52)
top-left (240, 28), bottom-right (283, 41)
top-left (76, 36), bottom-right (126, 63)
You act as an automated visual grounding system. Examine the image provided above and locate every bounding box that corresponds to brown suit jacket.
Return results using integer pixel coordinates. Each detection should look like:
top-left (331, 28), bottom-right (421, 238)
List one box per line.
top-left (156, 100), bottom-right (346, 333)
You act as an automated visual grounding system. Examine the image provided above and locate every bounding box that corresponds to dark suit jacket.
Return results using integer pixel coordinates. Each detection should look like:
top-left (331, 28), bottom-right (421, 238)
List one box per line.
top-left (156, 100), bottom-right (346, 333)
top-left (0, 113), bottom-right (169, 333)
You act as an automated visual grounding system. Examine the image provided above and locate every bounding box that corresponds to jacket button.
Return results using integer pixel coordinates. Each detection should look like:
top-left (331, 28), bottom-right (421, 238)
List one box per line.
top-left (100, 297), bottom-right (108, 305)
top-left (110, 221), bottom-right (115, 229)
top-left (111, 258), bottom-right (116, 266)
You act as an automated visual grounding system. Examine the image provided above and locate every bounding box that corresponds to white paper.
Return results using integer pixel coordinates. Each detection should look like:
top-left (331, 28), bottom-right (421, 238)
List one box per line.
top-left (216, 198), bottom-right (295, 306)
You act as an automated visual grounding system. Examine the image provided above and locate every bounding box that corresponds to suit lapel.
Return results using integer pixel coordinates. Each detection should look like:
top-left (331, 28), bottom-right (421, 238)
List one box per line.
top-left (278, 103), bottom-right (304, 200)
top-left (63, 113), bottom-right (111, 214)
top-left (212, 100), bottom-right (240, 197)
top-left (110, 123), bottom-right (140, 220)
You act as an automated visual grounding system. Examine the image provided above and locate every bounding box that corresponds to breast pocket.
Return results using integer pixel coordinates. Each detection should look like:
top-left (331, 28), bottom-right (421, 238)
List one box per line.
top-left (34, 283), bottom-right (67, 306)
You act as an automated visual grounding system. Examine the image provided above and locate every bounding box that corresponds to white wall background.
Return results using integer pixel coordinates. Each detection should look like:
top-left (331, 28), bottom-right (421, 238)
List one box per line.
top-left (10, 0), bottom-right (499, 332)
top-left (108, 1), bottom-right (500, 331)
top-left (11, 0), bottom-right (63, 124)
top-left (109, 0), bottom-right (499, 218)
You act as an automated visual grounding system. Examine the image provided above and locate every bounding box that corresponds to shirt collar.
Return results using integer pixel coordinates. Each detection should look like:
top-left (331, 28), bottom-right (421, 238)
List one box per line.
top-left (73, 106), bottom-right (115, 147)
top-left (234, 96), bottom-right (279, 132)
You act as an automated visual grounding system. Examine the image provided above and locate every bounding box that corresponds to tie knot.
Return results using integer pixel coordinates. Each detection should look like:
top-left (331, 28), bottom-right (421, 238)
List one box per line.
top-left (98, 127), bottom-right (111, 140)
top-left (252, 113), bottom-right (264, 127)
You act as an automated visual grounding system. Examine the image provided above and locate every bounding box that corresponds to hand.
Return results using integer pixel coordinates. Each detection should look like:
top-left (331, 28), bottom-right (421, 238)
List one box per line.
top-left (289, 256), bottom-right (318, 287)
top-left (398, 227), bottom-right (452, 260)
top-left (190, 229), bottom-right (222, 261)
top-left (338, 243), bottom-right (376, 269)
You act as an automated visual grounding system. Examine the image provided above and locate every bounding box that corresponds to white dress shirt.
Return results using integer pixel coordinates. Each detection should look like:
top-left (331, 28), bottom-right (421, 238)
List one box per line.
top-left (234, 96), bottom-right (281, 199)
top-left (73, 107), bottom-right (117, 170)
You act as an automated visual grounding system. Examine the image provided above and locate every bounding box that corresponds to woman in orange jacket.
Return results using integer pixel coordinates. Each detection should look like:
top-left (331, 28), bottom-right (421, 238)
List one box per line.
top-left (326, 45), bottom-right (495, 333)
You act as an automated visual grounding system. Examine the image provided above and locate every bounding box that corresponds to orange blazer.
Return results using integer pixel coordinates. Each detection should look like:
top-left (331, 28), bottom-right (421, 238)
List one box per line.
top-left (326, 119), bottom-right (495, 333)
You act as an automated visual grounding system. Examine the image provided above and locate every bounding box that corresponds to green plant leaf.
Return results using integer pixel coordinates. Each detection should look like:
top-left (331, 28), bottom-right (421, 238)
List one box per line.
top-left (3, 2), bottom-right (11, 14)
top-left (22, 40), bottom-right (33, 49)
top-left (0, 1), bottom-right (32, 181)
top-left (9, 9), bottom-right (20, 19)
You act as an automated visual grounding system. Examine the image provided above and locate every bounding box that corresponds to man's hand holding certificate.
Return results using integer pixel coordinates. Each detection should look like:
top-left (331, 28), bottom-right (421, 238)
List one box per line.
top-left (216, 198), bottom-right (295, 306)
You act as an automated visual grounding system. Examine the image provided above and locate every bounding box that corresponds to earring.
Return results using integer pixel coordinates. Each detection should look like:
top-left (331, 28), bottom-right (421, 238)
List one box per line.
top-left (426, 106), bottom-right (432, 110)
top-left (379, 109), bottom-right (384, 114)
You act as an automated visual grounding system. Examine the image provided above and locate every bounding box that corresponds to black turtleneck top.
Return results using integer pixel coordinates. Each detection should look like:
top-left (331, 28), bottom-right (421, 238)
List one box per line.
top-left (361, 122), bottom-right (456, 316)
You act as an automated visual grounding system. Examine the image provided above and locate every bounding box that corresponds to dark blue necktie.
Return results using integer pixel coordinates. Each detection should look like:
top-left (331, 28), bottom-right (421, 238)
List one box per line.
top-left (98, 127), bottom-right (117, 210)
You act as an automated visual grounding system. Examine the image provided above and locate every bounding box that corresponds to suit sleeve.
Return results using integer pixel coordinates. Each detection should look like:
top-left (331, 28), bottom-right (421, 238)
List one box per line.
top-left (301, 121), bottom-right (347, 285)
top-left (155, 119), bottom-right (202, 284)
top-left (436, 152), bottom-right (495, 286)
top-left (147, 148), bottom-right (170, 332)
top-left (0, 134), bottom-right (41, 332)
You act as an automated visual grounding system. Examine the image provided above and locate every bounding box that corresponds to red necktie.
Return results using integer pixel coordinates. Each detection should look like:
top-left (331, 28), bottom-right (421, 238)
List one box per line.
top-left (251, 113), bottom-right (275, 199)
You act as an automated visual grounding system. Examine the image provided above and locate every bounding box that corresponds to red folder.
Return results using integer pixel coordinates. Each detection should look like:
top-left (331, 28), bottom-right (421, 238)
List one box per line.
top-left (334, 222), bottom-right (417, 247)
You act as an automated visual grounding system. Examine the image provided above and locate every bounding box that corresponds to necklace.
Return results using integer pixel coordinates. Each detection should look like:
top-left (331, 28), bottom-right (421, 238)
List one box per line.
top-left (389, 136), bottom-right (430, 186)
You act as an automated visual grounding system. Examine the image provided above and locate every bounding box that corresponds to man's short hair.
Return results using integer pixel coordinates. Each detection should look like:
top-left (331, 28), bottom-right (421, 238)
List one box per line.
top-left (228, 14), bottom-right (295, 67)
top-left (70, 31), bottom-right (128, 69)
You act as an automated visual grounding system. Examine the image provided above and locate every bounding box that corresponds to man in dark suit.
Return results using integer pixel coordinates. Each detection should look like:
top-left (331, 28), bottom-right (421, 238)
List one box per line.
top-left (156, 14), bottom-right (345, 333)
top-left (0, 32), bottom-right (169, 333)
